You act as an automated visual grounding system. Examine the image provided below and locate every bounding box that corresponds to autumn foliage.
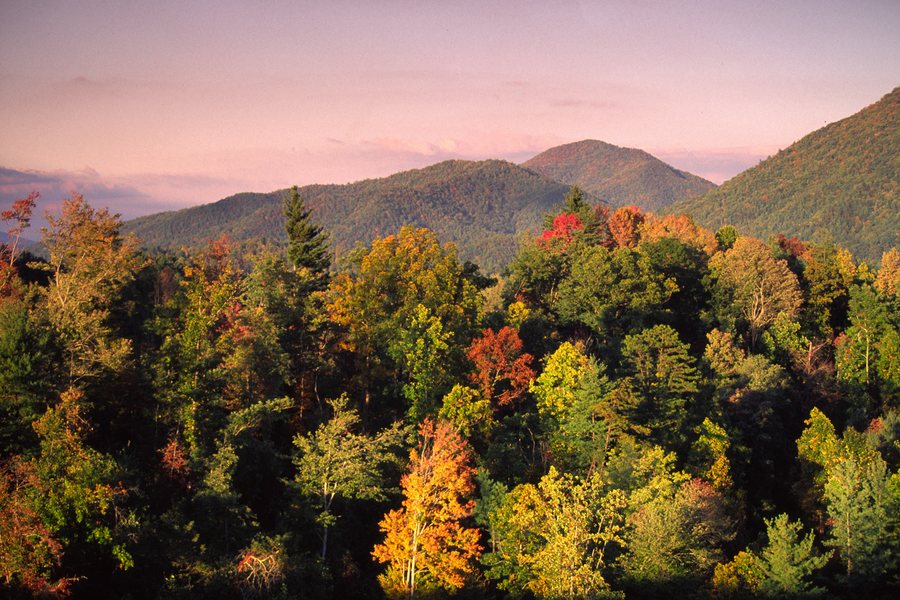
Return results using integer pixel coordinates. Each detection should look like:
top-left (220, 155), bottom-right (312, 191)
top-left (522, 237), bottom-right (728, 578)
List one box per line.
top-left (467, 326), bottom-right (535, 408)
top-left (373, 419), bottom-right (481, 598)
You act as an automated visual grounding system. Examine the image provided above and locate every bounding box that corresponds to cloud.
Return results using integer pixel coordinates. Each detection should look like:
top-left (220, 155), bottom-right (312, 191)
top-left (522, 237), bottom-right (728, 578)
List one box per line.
top-left (0, 166), bottom-right (212, 230)
top-left (550, 98), bottom-right (620, 110)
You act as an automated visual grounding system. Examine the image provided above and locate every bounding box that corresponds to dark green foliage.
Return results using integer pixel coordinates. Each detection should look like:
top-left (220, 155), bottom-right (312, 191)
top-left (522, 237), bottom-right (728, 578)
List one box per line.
top-left (0, 300), bottom-right (56, 454)
top-left (3, 186), bottom-right (899, 598)
top-left (125, 160), bottom-right (581, 274)
top-left (669, 88), bottom-right (900, 265)
top-left (284, 186), bottom-right (330, 288)
top-left (621, 324), bottom-right (700, 450)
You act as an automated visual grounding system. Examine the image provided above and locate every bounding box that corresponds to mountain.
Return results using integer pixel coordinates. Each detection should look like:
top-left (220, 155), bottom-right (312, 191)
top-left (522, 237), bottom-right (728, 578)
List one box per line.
top-left (667, 88), bottom-right (900, 265)
top-left (522, 140), bottom-right (716, 211)
top-left (0, 231), bottom-right (35, 248)
top-left (124, 160), bottom-right (581, 272)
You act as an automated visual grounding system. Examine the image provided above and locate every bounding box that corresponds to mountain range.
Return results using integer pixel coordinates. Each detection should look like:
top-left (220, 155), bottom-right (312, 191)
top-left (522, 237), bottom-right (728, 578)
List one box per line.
top-left (125, 146), bottom-right (714, 272)
top-left (124, 87), bottom-right (898, 269)
top-left (668, 87), bottom-right (899, 264)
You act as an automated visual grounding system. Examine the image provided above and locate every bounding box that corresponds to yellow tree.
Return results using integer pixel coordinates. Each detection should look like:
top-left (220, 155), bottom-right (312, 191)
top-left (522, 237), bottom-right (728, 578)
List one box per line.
top-left (372, 418), bottom-right (481, 599)
top-left (39, 195), bottom-right (141, 384)
top-left (709, 236), bottom-right (802, 348)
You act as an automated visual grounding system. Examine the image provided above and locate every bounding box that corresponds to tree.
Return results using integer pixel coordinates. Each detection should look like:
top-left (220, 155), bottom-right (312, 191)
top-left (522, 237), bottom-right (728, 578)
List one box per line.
top-left (835, 284), bottom-right (899, 417)
top-left (715, 225), bottom-right (738, 251)
top-left (800, 242), bottom-right (855, 339)
top-left (757, 513), bottom-right (830, 597)
top-left (0, 300), bottom-right (56, 454)
top-left (555, 246), bottom-right (676, 343)
top-left (530, 342), bottom-right (613, 472)
top-left (607, 206), bottom-right (644, 249)
top-left (328, 227), bottom-right (482, 408)
top-left (712, 514), bottom-right (828, 599)
top-left (294, 395), bottom-right (406, 559)
top-left (484, 467), bottom-right (627, 599)
top-left (873, 247), bottom-right (899, 297)
top-left (0, 191), bottom-right (39, 295)
top-left (284, 185), bottom-right (330, 290)
top-left (467, 326), bottom-right (535, 409)
top-left (39, 195), bottom-right (140, 384)
top-left (390, 304), bottom-right (453, 421)
top-left (622, 477), bottom-right (734, 592)
top-left (709, 236), bottom-right (802, 348)
top-left (797, 409), bottom-right (898, 587)
top-left (621, 325), bottom-right (700, 449)
top-left (639, 213), bottom-right (718, 256)
top-left (0, 460), bottom-right (65, 595)
top-left (372, 419), bottom-right (481, 599)
top-left (823, 451), bottom-right (894, 586)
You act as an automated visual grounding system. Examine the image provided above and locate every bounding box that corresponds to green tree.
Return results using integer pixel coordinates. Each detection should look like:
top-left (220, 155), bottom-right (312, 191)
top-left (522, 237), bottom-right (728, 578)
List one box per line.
top-left (621, 325), bottom-right (700, 449)
top-left (484, 467), bottom-right (627, 599)
top-left (294, 395), bottom-right (406, 559)
top-left (757, 513), bottom-right (829, 597)
top-left (824, 451), bottom-right (894, 586)
top-left (0, 300), bottom-right (56, 454)
top-left (284, 185), bottom-right (330, 290)
top-left (555, 246), bottom-right (676, 344)
top-left (530, 342), bottom-right (612, 472)
top-left (621, 478), bottom-right (734, 593)
top-left (712, 514), bottom-right (828, 599)
top-left (390, 304), bottom-right (452, 421)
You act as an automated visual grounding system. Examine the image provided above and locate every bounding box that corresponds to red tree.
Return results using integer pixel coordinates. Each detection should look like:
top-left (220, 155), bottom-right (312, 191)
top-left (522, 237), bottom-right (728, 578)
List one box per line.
top-left (467, 326), bottom-right (535, 408)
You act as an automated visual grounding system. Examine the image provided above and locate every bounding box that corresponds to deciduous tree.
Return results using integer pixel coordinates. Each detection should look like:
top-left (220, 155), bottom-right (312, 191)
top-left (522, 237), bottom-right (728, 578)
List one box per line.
top-left (372, 419), bottom-right (480, 599)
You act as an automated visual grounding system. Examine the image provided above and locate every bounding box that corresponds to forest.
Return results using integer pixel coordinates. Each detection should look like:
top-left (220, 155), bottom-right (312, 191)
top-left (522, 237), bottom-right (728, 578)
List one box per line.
top-left (1, 186), bottom-right (898, 599)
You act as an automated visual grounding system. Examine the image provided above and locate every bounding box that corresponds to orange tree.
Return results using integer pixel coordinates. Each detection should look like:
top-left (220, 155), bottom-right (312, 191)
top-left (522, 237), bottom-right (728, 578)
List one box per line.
top-left (372, 418), bottom-right (481, 598)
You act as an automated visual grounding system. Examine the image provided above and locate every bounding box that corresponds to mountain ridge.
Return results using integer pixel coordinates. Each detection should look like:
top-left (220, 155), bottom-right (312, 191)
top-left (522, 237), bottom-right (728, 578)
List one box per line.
top-left (125, 145), bottom-right (717, 272)
top-left (667, 87), bottom-right (900, 264)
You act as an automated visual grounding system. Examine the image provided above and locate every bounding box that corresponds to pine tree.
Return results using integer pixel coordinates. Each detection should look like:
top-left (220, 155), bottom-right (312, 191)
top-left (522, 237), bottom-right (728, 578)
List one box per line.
top-left (283, 186), bottom-right (330, 289)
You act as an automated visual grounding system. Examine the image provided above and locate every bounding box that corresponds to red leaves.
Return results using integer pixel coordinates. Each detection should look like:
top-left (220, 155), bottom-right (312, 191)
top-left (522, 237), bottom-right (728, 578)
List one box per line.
top-left (539, 212), bottom-right (584, 250)
top-left (467, 326), bottom-right (535, 408)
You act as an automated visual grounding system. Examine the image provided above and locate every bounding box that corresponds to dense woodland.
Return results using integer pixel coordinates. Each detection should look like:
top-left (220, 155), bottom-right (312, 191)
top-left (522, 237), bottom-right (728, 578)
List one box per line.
top-left (1, 186), bottom-right (898, 599)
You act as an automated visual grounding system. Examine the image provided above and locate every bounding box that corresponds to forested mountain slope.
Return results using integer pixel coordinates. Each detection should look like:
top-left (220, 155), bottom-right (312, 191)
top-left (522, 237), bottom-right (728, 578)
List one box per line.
top-left (667, 87), bottom-right (900, 264)
top-left (124, 160), bottom-right (579, 272)
top-left (522, 139), bottom-right (716, 211)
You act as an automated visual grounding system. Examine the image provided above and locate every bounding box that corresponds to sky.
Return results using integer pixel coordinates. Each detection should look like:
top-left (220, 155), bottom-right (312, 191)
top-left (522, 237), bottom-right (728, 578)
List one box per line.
top-left (1, 0), bottom-right (898, 224)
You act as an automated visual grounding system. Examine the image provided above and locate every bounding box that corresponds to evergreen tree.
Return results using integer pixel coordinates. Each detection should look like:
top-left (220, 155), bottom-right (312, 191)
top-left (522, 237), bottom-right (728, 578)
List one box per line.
top-left (283, 185), bottom-right (330, 289)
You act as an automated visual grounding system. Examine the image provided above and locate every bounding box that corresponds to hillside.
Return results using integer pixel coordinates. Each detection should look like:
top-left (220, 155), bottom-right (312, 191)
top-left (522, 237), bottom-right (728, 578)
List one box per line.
top-left (667, 87), bottom-right (900, 264)
top-left (124, 160), bottom-right (580, 272)
top-left (522, 139), bottom-right (716, 211)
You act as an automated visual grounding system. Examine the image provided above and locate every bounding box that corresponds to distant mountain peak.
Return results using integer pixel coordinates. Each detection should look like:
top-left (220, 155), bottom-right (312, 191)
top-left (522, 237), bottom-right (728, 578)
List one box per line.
top-left (522, 140), bottom-right (715, 211)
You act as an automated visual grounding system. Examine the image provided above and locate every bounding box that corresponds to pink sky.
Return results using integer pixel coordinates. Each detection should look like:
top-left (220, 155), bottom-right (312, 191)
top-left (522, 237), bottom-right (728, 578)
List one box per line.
top-left (1, 0), bottom-right (898, 220)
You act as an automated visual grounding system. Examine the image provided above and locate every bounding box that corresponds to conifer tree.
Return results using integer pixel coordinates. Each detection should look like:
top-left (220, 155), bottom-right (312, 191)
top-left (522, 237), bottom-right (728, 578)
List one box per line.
top-left (283, 185), bottom-right (330, 289)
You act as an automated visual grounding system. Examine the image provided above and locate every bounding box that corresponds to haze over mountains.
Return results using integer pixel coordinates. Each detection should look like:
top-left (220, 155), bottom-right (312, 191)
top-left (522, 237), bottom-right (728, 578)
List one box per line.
top-left (124, 145), bottom-right (715, 272)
